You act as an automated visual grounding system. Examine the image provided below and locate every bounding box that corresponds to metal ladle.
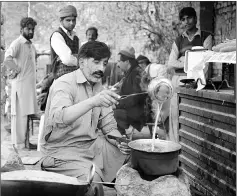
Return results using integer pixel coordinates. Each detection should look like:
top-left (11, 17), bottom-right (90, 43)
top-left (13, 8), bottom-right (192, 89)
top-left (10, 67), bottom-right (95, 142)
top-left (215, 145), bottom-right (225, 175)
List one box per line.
top-left (78, 164), bottom-right (130, 186)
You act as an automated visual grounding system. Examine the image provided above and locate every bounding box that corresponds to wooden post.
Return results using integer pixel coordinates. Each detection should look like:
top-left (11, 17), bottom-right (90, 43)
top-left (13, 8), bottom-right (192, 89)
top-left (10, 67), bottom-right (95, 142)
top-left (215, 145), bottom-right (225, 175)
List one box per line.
top-left (27, 1), bottom-right (31, 17)
top-left (234, 63), bottom-right (236, 100)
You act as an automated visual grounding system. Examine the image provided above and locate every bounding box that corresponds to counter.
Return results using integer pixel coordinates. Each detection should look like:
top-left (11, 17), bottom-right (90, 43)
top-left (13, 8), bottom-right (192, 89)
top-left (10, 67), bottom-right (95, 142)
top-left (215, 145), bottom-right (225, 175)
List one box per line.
top-left (177, 87), bottom-right (236, 196)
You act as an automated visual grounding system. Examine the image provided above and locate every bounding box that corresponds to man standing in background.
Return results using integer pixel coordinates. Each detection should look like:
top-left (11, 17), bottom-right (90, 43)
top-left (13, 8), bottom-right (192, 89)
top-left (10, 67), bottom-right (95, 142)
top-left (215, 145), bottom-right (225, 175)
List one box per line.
top-left (113, 47), bottom-right (146, 135)
top-left (136, 55), bottom-right (151, 71)
top-left (51, 5), bottom-right (80, 79)
top-left (168, 7), bottom-right (212, 142)
top-left (3, 17), bottom-right (38, 149)
top-left (86, 26), bottom-right (98, 42)
top-left (81, 27), bottom-right (98, 46)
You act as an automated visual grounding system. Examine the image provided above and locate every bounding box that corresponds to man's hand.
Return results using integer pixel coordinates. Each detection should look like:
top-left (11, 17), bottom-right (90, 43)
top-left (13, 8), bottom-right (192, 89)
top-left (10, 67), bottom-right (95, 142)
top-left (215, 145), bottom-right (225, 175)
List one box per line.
top-left (117, 135), bottom-right (131, 155)
top-left (91, 90), bottom-right (121, 108)
top-left (37, 92), bottom-right (47, 103)
top-left (178, 56), bottom-right (185, 64)
top-left (8, 69), bottom-right (20, 79)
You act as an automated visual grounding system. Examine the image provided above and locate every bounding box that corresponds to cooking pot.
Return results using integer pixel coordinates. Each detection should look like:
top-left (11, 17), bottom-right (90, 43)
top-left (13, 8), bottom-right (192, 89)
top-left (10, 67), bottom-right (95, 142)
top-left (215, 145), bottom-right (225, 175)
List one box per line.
top-left (128, 139), bottom-right (181, 176)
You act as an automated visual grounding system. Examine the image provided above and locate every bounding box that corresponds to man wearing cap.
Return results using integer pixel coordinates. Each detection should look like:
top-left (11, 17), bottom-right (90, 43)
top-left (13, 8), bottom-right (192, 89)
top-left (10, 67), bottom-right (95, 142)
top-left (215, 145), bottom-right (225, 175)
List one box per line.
top-left (113, 46), bottom-right (146, 135)
top-left (168, 7), bottom-right (212, 142)
top-left (51, 5), bottom-right (80, 79)
top-left (136, 55), bottom-right (151, 70)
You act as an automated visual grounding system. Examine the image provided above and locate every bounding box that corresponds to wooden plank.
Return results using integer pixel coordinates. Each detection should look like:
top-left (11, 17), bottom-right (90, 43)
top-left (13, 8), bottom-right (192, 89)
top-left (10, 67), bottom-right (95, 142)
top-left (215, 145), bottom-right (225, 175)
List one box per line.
top-left (180, 156), bottom-right (236, 196)
top-left (178, 88), bottom-right (236, 196)
top-left (178, 88), bottom-right (235, 103)
top-left (179, 96), bottom-right (235, 115)
top-left (179, 137), bottom-right (236, 170)
top-left (182, 168), bottom-right (223, 196)
top-left (179, 116), bottom-right (236, 144)
top-left (180, 149), bottom-right (235, 187)
top-left (181, 161), bottom-right (225, 196)
top-left (179, 103), bottom-right (236, 125)
top-left (179, 129), bottom-right (236, 162)
top-left (180, 111), bottom-right (236, 134)
top-left (180, 142), bottom-right (236, 183)
top-left (180, 123), bottom-right (235, 151)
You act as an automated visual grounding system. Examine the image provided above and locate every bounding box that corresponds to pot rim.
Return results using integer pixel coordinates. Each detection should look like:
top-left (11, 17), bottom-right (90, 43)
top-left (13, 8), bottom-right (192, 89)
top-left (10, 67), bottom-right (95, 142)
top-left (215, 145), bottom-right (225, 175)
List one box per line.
top-left (128, 139), bottom-right (181, 154)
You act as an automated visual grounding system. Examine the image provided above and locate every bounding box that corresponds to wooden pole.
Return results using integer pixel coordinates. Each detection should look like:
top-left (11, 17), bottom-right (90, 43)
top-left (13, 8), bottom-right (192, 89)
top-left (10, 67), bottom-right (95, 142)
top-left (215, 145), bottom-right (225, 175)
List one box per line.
top-left (28, 1), bottom-right (31, 17)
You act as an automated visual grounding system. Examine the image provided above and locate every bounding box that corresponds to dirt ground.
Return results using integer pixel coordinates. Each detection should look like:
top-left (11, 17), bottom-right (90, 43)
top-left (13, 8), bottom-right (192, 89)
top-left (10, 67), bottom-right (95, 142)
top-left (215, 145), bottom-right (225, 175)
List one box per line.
top-left (1, 114), bottom-right (151, 196)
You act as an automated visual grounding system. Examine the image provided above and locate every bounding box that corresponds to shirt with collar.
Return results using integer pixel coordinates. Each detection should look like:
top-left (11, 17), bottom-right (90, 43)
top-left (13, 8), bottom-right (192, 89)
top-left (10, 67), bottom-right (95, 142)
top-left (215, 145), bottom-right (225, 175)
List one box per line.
top-left (59, 25), bottom-right (76, 40)
top-left (18, 34), bottom-right (32, 44)
top-left (51, 25), bottom-right (80, 66)
top-left (4, 34), bottom-right (38, 116)
top-left (168, 28), bottom-right (212, 69)
top-left (182, 28), bottom-right (201, 42)
top-left (40, 68), bottom-right (117, 160)
top-left (4, 34), bottom-right (36, 79)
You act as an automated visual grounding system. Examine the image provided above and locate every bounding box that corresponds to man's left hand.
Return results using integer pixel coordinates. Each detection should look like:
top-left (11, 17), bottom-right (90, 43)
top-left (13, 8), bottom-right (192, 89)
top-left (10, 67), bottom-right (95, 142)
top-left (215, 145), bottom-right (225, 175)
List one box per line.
top-left (117, 140), bottom-right (131, 155)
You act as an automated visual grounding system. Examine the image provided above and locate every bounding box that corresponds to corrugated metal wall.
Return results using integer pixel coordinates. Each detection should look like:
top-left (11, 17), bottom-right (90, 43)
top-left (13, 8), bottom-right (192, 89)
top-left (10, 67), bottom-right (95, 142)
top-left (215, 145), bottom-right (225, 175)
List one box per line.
top-left (178, 89), bottom-right (236, 196)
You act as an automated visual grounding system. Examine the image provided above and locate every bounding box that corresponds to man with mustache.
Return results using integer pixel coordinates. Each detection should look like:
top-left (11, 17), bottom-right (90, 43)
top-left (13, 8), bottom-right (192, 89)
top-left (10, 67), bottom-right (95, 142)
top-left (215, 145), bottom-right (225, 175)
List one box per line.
top-left (167, 7), bottom-right (212, 142)
top-left (81, 27), bottom-right (98, 46)
top-left (86, 27), bottom-right (98, 42)
top-left (3, 17), bottom-right (38, 149)
top-left (51, 5), bottom-right (80, 79)
top-left (40, 41), bottom-right (130, 196)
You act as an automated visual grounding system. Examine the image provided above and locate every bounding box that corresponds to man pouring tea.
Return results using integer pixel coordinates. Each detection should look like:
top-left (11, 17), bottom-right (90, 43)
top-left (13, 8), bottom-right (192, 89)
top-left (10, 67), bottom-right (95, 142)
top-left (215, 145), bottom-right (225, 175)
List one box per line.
top-left (40, 41), bottom-right (130, 196)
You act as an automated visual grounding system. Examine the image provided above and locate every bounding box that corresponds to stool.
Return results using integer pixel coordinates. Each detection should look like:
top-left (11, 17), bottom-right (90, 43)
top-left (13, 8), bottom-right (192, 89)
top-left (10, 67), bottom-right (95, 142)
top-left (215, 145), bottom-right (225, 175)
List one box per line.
top-left (115, 163), bottom-right (191, 196)
top-left (25, 113), bottom-right (42, 149)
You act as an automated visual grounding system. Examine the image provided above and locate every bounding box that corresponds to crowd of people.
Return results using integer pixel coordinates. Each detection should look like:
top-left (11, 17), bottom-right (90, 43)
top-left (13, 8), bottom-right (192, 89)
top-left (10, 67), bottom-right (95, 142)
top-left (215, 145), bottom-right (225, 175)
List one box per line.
top-left (2, 5), bottom-right (212, 196)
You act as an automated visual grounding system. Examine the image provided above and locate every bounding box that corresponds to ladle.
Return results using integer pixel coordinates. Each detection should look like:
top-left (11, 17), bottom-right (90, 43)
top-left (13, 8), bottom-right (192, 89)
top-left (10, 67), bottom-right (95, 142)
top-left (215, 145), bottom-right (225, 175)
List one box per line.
top-left (78, 163), bottom-right (131, 187)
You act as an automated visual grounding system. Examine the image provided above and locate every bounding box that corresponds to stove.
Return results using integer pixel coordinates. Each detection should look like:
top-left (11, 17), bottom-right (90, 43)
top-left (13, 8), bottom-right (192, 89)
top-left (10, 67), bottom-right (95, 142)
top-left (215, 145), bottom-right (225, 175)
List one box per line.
top-left (115, 163), bottom-right (191, 196)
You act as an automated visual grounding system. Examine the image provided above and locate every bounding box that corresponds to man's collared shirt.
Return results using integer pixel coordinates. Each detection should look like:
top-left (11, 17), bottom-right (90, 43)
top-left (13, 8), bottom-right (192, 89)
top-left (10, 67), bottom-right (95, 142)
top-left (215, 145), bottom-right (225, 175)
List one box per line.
top-left (168, 29), bottom-right (212, 69)
top-left (4, 35), bottom-right (38, 116)
top-left (5, 35), bottom-right (36, 79)
top-left (51, 25), bottom-right (80, 67)
top-left (40, 68), bottom-right (117, 159)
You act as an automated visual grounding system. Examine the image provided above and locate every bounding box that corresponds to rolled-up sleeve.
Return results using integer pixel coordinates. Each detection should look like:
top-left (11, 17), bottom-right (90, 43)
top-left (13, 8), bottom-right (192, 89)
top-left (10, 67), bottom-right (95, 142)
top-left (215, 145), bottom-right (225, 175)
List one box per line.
top-left (98, 106), bottom-right (117, 135)
top-left (5, 40), bottom-right (19, 60)
top-left (51, 32), bottom-right (78, 66)
top-left (48, 81), bottom-right (74, 128)
top-left (168, 42), bottom-right (185, 69)
top-left (203, 35), bottom-right (213, 50)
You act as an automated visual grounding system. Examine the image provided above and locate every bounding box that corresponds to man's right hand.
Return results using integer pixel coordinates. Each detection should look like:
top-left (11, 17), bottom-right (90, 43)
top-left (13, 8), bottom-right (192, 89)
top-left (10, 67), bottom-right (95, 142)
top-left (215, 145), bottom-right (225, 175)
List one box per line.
top-left (8, 69), bottom-right (20, 79)
top-left (91, 90), bottom-right (121, 108)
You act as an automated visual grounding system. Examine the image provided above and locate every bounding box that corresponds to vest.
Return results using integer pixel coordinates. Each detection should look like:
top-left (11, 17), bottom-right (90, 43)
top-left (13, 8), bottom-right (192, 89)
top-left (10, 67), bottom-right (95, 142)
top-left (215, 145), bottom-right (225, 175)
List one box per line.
top-left (175, 30), bottom-right (211, 58)
top-left (50, 27), bottom-right (79, 79)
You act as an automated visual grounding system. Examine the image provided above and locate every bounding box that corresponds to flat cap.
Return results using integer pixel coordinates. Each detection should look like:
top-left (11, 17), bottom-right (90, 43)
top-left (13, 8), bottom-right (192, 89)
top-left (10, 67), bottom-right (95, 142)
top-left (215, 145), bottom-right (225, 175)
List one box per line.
top-left (59, 5), bottom-right (77, 18)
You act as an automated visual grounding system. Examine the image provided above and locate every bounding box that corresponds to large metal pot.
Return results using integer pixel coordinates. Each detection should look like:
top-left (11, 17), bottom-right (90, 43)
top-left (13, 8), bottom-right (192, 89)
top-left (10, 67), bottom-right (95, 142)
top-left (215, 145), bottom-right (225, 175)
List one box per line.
top-left (128, 139), bottom-right (181, 176)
